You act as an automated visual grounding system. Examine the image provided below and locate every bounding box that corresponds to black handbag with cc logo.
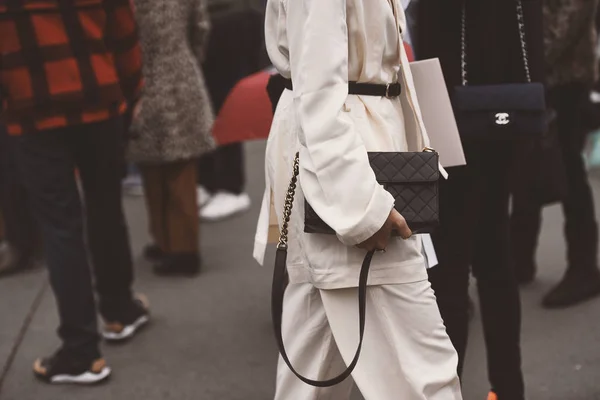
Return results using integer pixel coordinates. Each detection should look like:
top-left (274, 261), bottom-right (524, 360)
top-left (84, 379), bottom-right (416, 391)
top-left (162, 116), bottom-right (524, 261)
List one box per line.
top-left (451, 0), bottom-right (546, 140)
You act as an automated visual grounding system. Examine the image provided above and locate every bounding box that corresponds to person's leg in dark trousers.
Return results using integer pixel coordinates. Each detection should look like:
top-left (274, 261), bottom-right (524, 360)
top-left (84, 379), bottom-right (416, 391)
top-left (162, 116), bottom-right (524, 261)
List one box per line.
top-left (140, 160), bottom-right (200, 275)
top-left (197, 151), bottom-right (218, 193)
top-left (72, 118), bottom-right (137, 321)
top-left (0, 125), bottom-right (39, 275)
top-left (219, 143), bottom-right (245, 194)
top-left (471, 146), bottom-right (525, 400)
top-left (429, 163), bottom-right (480, 376)
top-left (198, 142), bottom-right (249, 221)
top-left (430, 144), bottom-right (525, 399)
top-left (14, 127), bottom-right (101, 360)
top-left (198, 143), bottom-right (245, 195)
top-left (543, 84), bottom-right (600, 307)
top-left (509, 194), bottom-right (543, 284)
top-left (509, 140), bottom-right (544, 284)
top-left (14, 118), bottom-right (145, 362)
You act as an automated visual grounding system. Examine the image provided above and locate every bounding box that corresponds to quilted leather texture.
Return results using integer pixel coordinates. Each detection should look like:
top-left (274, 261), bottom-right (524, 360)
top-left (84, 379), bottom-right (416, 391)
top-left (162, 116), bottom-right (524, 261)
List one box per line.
top-left (368, 152), bottom-right (439, 183)
top-left (305, 152), bottom-right (440, 235)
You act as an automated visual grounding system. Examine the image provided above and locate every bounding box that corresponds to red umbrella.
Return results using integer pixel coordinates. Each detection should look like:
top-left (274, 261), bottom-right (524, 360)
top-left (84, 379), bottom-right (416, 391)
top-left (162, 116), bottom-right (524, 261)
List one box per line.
top-left (211, 42), bottom-right (415, 145)
top-left (211, 70), bottom-right (274, 146)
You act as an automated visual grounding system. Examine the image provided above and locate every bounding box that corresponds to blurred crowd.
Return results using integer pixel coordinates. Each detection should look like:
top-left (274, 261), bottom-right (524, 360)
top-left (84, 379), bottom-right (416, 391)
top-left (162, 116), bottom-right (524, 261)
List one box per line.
top-left (0, 0), bottom-right (600, 398)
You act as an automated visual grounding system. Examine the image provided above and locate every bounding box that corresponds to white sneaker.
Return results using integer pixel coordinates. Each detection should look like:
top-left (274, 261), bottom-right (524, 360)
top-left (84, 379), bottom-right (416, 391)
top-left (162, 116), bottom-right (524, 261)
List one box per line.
top-left (200, 192), bottom-right (251, 221)
top-left (197, 186), bottom-right (213, 209)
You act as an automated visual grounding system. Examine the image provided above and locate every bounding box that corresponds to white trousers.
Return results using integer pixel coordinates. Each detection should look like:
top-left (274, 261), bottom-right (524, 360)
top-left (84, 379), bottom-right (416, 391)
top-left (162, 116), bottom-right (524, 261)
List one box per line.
top-left (274, 281), bottom-right (463, 400)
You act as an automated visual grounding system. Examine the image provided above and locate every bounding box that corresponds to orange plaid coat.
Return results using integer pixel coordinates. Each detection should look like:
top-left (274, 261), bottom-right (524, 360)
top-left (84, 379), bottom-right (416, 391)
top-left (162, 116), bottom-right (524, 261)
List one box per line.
top-left (0, 0), bottom-right (143, 135)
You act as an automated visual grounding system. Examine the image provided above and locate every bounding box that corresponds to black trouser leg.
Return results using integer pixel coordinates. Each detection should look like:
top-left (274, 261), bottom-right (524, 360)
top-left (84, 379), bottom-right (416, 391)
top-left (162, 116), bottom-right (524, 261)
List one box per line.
top-left (217, 143), bottom-right (244, 194)
top-left (197, 143), bottom-right (245, 195)
top-left (0, 125), bottom-right (38, 257)
top-left (472, 151), bottom-right (524, 400)
top-left (14, 127), bottom-right (100, 359)
top-left (509, 194), bottom-right (542, 280)
top-left (431, 144), bottom-right (524, 399)
top-left (429, 166), bottom-right (478, 376)
top-left (73, 118), bottom-right (134, 319)
top-left (197, 150), bottom-right (218, 193)
top-left (551, 84), bottom-right (599, 271)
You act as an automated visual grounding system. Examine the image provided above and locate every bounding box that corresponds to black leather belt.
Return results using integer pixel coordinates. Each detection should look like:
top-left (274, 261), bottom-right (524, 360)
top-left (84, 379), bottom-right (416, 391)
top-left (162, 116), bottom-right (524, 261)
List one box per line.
top-left (283, 79), bottom-right (402, 98)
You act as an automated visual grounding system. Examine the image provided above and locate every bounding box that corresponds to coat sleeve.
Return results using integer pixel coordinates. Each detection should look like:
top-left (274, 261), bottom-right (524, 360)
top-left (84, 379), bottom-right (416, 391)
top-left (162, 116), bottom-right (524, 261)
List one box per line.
top-left (286, 0), bottom-right (395, 246)
top-left (190, 0), bottom-right (211, 65)
top-left (543, 0), bottom-right (597, 66)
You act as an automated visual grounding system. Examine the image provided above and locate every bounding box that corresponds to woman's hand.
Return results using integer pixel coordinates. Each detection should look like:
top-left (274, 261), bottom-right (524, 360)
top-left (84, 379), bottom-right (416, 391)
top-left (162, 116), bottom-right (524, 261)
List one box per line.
top-left (357, 209), bottom-right (412, 252)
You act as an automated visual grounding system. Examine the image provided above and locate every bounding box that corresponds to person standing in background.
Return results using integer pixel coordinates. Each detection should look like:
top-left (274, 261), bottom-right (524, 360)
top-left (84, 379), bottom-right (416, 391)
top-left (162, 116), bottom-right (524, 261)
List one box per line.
top-left (130, 0), bottom-right (214, 276)
top-left (197, 0), bottom-right (269, 221)
top-left (0, 0), bottom-right (149, 384)
top-left (416, 0), bottom-right (545, 399)
top-left (510, 0), bottom-right (600, 308)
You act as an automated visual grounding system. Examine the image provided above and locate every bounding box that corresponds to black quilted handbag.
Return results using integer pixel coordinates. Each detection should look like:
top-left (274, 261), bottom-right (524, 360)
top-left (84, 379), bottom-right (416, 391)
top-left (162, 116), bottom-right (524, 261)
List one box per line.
top-left (304, 151), bottom-right (440, 235)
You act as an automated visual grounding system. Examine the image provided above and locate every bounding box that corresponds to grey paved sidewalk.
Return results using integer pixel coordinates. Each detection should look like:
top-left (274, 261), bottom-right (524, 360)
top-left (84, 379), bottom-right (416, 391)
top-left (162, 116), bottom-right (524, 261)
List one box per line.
top-left (1, 141), bottom-right (600, 400)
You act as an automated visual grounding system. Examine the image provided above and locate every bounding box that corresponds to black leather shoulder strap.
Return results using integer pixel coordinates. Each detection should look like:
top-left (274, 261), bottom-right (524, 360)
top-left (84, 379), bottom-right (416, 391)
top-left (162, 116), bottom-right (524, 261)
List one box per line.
top-left (271, 248), bottom-right (375, 387)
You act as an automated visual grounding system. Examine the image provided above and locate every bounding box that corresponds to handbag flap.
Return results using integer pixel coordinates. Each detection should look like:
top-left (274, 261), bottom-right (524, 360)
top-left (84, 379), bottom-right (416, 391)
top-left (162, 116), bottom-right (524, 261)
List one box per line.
top-left (368, 152), bottom-right (439, 184)
top-left (453, 83), bottom-right (546, 112)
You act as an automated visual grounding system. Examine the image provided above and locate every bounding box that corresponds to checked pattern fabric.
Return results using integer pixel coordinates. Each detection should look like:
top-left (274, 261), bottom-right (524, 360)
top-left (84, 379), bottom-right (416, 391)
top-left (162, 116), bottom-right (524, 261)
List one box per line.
top-left (0, 0), bottom-right (143, 135)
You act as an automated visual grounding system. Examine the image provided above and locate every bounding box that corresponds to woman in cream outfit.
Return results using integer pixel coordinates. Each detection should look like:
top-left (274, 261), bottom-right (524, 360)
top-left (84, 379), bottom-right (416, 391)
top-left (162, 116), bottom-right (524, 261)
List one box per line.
top-left (254, 0), bottom-right (463, 398)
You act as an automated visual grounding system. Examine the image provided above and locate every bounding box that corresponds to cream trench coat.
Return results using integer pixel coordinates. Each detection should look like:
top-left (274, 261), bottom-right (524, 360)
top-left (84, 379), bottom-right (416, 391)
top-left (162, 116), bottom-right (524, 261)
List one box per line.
top-left (254, 0), bottom-right (442, 289)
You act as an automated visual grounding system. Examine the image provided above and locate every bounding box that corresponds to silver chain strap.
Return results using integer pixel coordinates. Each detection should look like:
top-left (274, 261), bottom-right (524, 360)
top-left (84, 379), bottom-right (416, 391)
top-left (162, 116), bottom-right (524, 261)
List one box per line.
top-left (461, 0), bottom-right (531, 86)
top-left (277, 152), bottom-right (300, 250)
top-left (460, 2), bottom-right (468, 86)
top-left (515, 0), bottom-right (531, 83)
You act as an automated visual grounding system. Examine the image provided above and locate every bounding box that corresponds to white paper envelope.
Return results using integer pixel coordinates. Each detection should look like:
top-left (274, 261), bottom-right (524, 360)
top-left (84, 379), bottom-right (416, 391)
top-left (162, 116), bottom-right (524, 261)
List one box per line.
top-left (409, 58), bottom-right (466, 167)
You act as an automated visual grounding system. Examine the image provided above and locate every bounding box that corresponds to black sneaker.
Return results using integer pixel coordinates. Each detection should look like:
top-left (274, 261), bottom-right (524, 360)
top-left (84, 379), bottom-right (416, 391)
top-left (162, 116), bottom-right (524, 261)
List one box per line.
top-left (102, 294), bottom-right (150, 342)
top-left (33, 349), bottom-right (110, 384)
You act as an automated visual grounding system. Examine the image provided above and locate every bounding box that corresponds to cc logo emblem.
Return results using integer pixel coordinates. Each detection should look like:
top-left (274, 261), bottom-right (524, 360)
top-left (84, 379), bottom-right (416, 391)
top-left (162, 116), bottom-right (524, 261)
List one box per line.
top-left (495, 113), bottom-right (510, 125)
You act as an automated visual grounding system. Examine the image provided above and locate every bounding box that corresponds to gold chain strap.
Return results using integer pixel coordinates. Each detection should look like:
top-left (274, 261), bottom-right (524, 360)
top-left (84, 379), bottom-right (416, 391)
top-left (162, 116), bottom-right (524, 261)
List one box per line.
top-left (277, 152), bottom-right (300, 249)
